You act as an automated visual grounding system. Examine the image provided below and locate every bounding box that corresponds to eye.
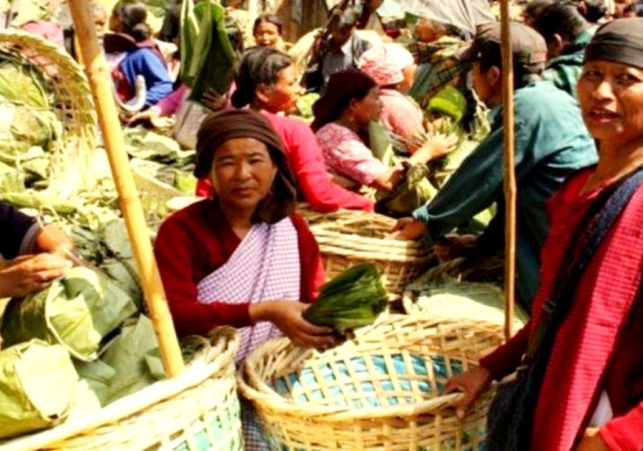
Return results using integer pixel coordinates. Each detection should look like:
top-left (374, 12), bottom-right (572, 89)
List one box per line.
top-left (581, 69), bottom-right (602, 81)
top-left (616, 72), bottom-right (643, 86)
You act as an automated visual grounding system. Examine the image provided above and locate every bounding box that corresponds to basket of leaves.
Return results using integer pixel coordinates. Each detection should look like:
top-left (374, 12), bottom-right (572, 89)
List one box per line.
top-left (238, 314), bottom-right (503, 451)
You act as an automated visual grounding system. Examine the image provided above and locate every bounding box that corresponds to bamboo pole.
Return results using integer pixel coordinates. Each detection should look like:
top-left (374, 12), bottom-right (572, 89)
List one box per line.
top-left (68, 0), bottom-right (186, 377)
top-left (500, 0), bottom-right (516, 341)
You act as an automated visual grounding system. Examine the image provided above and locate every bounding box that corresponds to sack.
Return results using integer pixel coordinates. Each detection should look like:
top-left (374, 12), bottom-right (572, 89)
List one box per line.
top-left (0, 266), bottom-right (138, 361)
top-left (173, 93), bottom-right (209, 149)
top-left (0, 340), bottom-right (78, 440)
top-left (486, 373), bottom-right (532, 451)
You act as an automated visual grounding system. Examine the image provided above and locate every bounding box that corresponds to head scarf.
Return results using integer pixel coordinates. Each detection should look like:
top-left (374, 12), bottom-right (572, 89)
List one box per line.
top-left (195, 109), bottom-right (297, 224)
top-left (584, 18), bottom-right (643, 71)
top-left (357, 43), bottom-right (415, 88)
top-left (311, 69), bottom-right (377, 131)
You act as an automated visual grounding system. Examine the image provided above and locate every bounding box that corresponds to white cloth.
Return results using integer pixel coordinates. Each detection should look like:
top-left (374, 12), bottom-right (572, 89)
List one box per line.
top-left (196, 217), bottom-right (301, 363)
top-left (589, 390), bottom-right (614, 427)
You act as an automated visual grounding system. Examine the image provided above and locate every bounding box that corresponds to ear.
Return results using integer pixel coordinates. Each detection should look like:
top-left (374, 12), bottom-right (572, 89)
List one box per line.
top-left (487, 65), bottom-right (502, 88)
top-left (552, 33), bottom-right (565, 55)
top-left (255, 84), bottom-right (272, 105)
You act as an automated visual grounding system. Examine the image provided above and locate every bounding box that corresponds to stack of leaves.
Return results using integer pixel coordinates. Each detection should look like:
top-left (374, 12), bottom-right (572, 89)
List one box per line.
top-left (303, 263), bottom-right (388, 335)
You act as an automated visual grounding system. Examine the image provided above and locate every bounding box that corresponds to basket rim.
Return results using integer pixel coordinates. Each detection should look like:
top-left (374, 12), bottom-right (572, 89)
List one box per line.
top-left (0, 327), bottom-right (239, 451)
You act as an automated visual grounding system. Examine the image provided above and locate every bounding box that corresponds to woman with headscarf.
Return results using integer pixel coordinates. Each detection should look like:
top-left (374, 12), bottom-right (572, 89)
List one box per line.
top-left (444, 18), bottom-right (643, 450)
top-left (357, 43), bottom-right (425, 152)
top-left (195, 46), bottom-right (374, 212)
top-left (312, 69), bottom-right (456, 215)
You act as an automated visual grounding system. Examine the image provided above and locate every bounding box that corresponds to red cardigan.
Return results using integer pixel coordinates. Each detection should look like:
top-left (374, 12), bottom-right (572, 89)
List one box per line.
top-left (154, 199), bottom-right (326, 337)
top-left (480, 168), bottom-right (643, 449)
top-left (196, 111), bottom-right (374, 212)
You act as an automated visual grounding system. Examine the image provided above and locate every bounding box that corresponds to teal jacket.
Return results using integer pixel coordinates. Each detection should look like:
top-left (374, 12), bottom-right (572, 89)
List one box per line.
top-left (412, 81), bottom-right (598, 309)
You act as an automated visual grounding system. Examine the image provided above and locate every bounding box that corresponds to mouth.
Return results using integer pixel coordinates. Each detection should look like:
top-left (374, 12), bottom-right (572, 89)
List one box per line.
top-left (588, 108), bottom-right (620, 121)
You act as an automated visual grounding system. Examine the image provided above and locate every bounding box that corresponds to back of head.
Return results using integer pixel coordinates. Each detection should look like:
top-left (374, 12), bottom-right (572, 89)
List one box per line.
top-left (531, 2), bottom-right (590, 48)
top-left (522, 0), bottom-right (555, 25)
top-left (231, 47), bottom-right (292, 108)
top-left (112, 0), bottom-right (150, 42)
top-left (579, 0), bottom-right (613, 23)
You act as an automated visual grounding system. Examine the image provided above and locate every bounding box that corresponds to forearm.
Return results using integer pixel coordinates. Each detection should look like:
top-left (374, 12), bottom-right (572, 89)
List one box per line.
top-left (33, 224), bottom-right (74, 254)
top-left (479, 324), bottom-right (530, 381)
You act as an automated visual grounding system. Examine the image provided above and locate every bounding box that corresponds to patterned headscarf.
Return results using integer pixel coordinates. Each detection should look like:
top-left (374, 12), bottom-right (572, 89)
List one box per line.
top-left (195, 109), bottom-right (297, 224)
top-left (357, 43), bottom-right (415, 87)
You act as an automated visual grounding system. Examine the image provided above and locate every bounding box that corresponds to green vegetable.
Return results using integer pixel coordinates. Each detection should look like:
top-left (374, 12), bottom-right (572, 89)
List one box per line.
top-left (303, 263), bottom-right (388, 334)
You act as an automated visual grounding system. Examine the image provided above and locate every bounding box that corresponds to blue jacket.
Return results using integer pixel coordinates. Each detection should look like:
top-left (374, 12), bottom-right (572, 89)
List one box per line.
top-left (413, 81), bottom-right (598, 308)
top-left (119, 48), bottom-right (173, 108)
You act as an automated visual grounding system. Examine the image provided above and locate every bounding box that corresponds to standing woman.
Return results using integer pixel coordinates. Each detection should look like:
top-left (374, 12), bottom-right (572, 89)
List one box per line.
top-left (445, 19), bottom-right (643, 450)
top-left (106, 0), bottom-right (173, 108)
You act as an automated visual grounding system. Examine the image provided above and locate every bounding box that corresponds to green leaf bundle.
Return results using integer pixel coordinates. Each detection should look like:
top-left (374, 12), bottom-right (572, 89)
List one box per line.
top-left (303, 263), bottom-right (388, 334)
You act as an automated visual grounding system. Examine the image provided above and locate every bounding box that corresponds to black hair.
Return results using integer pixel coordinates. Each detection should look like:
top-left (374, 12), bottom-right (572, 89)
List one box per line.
top-left (112, 0), bottom-right (151, 42)
top-left (158, 3), bottom-right (181, 43)
top-left (624, 3), bottom-right (643, 16)
top-left (522, 0), bottom-right (555, 24)
top-left (531, 2), bottom-right (590, 51)
top-left (231, 47), bottom-right (292, 108)
top-left (252, 13), bottom-right (283, 35)
top-left (328, 5), bottom-right (362, 29)
top-left (579, 0), bottom-right (610, 23)
top-left (478, 56), bottom-right (542, 89)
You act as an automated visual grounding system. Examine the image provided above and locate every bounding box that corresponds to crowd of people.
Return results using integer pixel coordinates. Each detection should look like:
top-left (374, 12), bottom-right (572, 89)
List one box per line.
top-left (3, 0), bottom-right (643, 449)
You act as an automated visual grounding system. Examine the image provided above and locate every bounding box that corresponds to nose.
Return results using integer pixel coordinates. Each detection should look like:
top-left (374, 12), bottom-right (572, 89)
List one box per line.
top-left (592, 77), bottom-right (615, 101)
top-left (235, 161), bottom-right (252, 180)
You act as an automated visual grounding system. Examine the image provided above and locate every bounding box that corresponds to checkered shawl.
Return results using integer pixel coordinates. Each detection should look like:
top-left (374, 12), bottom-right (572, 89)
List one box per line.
top-left (196, 217), bottom-right (301, 363)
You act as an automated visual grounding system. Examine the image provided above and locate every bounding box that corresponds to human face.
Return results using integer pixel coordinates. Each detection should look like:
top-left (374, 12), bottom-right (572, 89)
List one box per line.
top-left (352, 87), bottom-right (383, 128)
top-left (210, 138), bottom-right (277, 212)
top-left (577, 60), bottom-right (643, 146)
top-left (254, 21), bottom-right (280, 47)
top-left (258, 64), bottom-right (303, 114)
top-left (471, 61), bottom-right (500, 106)
top-left (330, 25), bottom-right (354, 50)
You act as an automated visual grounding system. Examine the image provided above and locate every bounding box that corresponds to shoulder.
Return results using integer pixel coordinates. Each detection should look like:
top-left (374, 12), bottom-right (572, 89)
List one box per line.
top-left (157, 199), bottom-right (213, 237)
top-left (288, 214), bottom-right (318, 244)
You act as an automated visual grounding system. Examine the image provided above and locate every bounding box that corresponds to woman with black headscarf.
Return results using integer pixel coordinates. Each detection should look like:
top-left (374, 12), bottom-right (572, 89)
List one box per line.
top-left (154, 109), bottom-right (337, 358)
top-left (444, 18), bottom-right (643, 451)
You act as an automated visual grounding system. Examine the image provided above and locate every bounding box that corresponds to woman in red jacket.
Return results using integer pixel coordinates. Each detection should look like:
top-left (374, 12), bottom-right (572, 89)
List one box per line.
top-left (445, 18), bottom-right (643, 451)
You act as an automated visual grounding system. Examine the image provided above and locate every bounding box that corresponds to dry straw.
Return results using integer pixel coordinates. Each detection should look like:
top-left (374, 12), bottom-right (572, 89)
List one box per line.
top-left (239, 314), bottom-right (503, 450)
top-left (0, 327), bottom-right (242, 451)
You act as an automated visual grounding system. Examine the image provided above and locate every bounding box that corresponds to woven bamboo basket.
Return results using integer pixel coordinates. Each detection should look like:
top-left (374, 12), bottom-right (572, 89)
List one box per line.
top-left (0, 30), bottom-right (97, 178)
top-left (309, 215), bottom-right (434, 296)
top-left (295, 203), bottom-right (368, 226)
top-left (0, 327), bottom-right (242, 451)
top-left (239, 314), bottom-right (503, 450)
top-left (402, 257), bottom-right (527, 330)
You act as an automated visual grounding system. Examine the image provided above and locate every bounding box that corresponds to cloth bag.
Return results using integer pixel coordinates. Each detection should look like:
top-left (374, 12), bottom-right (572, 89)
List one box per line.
top-left (0, 339), bottom-right (77, 439)
top-left (0, 266), bottom-right (138, 362)
top-left (486, 168), bottom-right (643, 450)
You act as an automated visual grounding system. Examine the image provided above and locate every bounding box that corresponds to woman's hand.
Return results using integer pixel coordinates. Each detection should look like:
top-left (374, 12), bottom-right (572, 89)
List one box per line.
top-left (202, 89), bottom-right (227, 112)
top-left (127, 107), bottom-right (162, 127)
top-left (250, 301), bottom-right (339, 350)
top-left (443, 366), bottom-right (493, 419)
top-left (386, 217), bottom-right (427, 241)
top-left (410, 133), bottom-right (459, 164)
top-left (0, 253), bottom-right (72, 298)
top-left (575, 428), bottom-right (609, 451)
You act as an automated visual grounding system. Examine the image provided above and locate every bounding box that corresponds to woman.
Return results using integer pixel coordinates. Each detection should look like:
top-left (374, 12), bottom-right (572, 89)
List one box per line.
top-left (445, 18), bottom-right (643, 450)
top-left (312, 69), bottom-right (456, 214)
top-left (357, 43), bottom-right (425, 151)
top-left (252, 14), bottom-right (290, 52)
top-left (196, 46), bottom-right (374, 212)
top-left (105, 0), bottom-right (173, 108)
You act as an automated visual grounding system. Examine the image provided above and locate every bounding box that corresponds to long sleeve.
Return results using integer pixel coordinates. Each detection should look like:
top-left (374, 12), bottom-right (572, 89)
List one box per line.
top-left (0, 202), bottom-right (39, 259)
top-left (122, 48), bottom-right (174, 108)
top-left (479, 324), bottom-right (530, 381)
top-left (599, 406), bottom-right (643, 450)
top-left (290, 214), bottom-right (326, 301)
top-left (154, 84), bottom-right (187, 116)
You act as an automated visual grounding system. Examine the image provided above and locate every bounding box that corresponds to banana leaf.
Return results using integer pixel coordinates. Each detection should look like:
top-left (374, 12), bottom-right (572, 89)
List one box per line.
top-left (74, 360), bottom-right (116, 407)
top-left (0, 267), bottom-right (138, 362)
top-left (0, 340), bottom-right (77, 440)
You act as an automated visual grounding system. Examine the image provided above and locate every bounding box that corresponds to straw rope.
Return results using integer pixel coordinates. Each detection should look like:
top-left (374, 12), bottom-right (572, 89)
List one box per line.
top-left (310, 215), bottom-right (434, 295)
top-left (0, 327), bottom-right (242, 451)
top-left (239, 314), bottom-right (502, 450)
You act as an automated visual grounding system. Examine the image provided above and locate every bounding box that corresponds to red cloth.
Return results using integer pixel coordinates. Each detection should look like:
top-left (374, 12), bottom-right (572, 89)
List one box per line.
top-left (480, 168), bottom-right (643, 450)
top-left (195, 111), bottom-right (374, 212)
top-left (153, 198), bottom-right (325, 337)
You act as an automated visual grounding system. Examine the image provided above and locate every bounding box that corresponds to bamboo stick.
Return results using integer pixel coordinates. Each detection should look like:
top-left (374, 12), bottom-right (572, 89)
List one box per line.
top-left (67, 0), bottom-right (185, 377)
top-left (500, 0), bottom-right (516, 340)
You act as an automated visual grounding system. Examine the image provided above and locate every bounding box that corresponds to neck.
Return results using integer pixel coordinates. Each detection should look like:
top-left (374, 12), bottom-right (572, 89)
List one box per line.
top-left (584, 138), bottom-right (643, 192)
top-left (335, 114), bottom-right (360, 133)
top-left (220, 202), bottom-right (254, 234)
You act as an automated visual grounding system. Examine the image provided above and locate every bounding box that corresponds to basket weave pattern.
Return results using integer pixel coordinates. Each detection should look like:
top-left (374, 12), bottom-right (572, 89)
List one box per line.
top-left (310, 215), bottom-right (434, 296)
top-left (239, 315), bottom-right (503, 450)
top-left (1, 327), bottom-right (242, 451)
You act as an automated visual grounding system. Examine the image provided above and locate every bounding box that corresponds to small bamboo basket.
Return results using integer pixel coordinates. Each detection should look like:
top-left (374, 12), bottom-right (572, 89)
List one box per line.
top-left (239, 314), bottom-right (502, 450)
top-left (0, 327), bottom-right (242, 451)
top-left (309, 215), bottom-right (434, 296)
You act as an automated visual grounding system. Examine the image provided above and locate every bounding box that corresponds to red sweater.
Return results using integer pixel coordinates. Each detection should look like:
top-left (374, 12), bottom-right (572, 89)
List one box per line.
top-left (480, 169), bottom-right (643, 449)
top-left (154, 199), bottom-right (326, 337)
top-left (196, 111), bottom-right (374, 212)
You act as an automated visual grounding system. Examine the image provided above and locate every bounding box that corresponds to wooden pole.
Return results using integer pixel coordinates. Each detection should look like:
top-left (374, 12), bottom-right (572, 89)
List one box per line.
top-left (500, 0), bottom-right (516, 341)
top-left (68, 0), bottom-right (185, 377)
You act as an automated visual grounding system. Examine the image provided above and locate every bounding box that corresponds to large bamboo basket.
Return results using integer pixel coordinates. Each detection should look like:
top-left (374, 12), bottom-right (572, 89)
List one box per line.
top-left (239, 314), bottom-right (503, 450)
top-left (295, 203), bottom-right (368, 226)
top-left (0, 29), bottom-right (97, 174)
top-left (0, 327), bottom-right (242, 451)
top-left (309, 215), bottom-right (434, 296)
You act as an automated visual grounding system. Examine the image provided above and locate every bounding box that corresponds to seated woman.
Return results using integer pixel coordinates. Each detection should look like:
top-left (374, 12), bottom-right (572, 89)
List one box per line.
top-left (445, 18), bottom-right (643, 450)
top-left (105, 0), bottom-right (173, 109)
top-left (252, 14), bottom-right (291, 52)
top-left (357, 43), bottom-right (425, 151)
top-left (155, 109), bottom-right (336, 449)
top-left (312, 69), bottom-right (456, 215)
top-left (196, 46), bottom-right (374, 212)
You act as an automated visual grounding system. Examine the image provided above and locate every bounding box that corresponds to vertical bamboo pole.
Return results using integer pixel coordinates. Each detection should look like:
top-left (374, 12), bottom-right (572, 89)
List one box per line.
top-left (500, 0), bottom-right (516, 341)
top-left (68, 0), bottom-right (185, 377)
